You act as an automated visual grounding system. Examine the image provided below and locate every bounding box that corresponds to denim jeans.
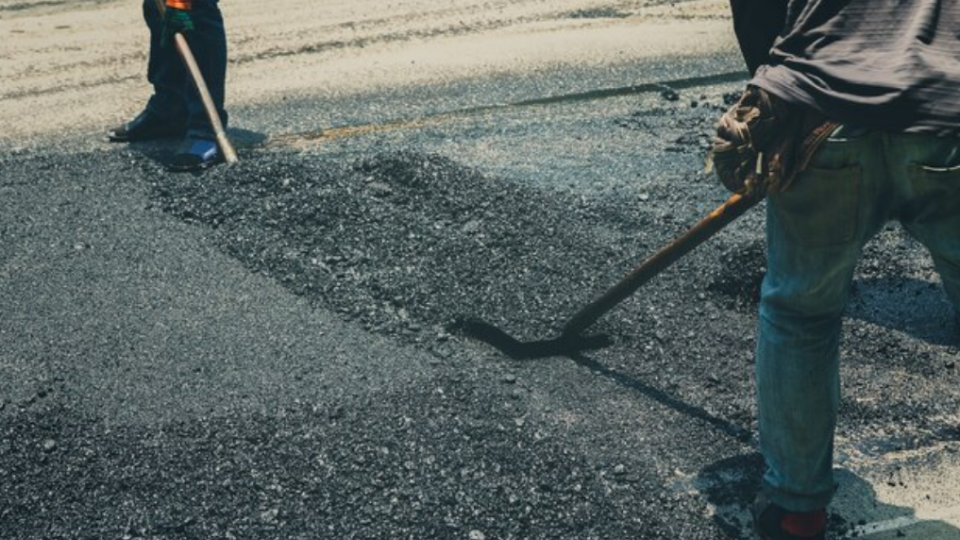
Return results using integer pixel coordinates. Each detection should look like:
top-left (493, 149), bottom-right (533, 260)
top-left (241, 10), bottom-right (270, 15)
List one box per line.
top-left (142, 0), bottom-right (228, 139)
top-left (756, 126), bottom-right (960, 511)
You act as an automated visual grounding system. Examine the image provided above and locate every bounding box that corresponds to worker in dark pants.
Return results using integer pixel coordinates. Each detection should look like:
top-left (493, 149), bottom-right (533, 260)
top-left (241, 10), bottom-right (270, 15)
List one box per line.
top-left (108, 0), bottom-right (228, 171)
top-left (713, 1), bottom-right (960, 539)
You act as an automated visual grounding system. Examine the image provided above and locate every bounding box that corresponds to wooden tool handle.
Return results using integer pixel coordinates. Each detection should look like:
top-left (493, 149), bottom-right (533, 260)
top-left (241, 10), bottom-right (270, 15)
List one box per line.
top-left (153, 0), bottom-right (238, 164)
top-left (561, 192), bottom-right (759, 337)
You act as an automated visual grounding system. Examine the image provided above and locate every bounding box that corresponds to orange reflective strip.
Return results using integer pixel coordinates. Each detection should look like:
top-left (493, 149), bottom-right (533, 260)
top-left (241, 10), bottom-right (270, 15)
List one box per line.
top-left (166, 0), bottom-right (193, 10)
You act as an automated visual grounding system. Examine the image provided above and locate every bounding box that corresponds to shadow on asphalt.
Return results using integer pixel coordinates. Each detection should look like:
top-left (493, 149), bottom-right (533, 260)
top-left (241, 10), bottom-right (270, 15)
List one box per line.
top-left (568, 352), bottom-right (754, 444)
top-left (461, 320), bottom-right (753, 443)
top-left (697, 453), bottom-right (960, 539)
top-left (849, 276), bottom-right (960, 347)
top-left (124, 127), bottom-right (268, 170)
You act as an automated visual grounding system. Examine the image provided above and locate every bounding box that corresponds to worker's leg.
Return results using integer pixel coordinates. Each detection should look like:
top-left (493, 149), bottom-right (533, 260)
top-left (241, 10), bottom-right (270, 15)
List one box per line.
top-left (143, 0), bottom-right (189, 124)
top-left (180, 0), bottom-right (228, 140)
top-left (756, 128), bottom-right (887, 512)
top-left (929, 251), bottom-right (960, 329)
top-left (890, 134), bottom-right (960, 325)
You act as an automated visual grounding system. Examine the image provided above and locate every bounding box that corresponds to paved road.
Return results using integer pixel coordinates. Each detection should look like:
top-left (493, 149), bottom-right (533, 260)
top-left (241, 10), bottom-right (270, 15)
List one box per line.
top-left (2, 1), bottom-right (959, 538)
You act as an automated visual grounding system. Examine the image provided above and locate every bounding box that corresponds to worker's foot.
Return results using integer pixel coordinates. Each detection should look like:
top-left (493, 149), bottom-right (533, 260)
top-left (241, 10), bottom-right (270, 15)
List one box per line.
top-left (107, 110), bottom-right (185, 143)
top-left (169, 136), bottom-right (221, 172)
top-left (753, 497), bottom-right (827, 540)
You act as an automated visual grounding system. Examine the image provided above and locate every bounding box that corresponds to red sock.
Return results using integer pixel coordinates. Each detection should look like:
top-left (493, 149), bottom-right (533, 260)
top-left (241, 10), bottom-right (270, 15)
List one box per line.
top-left (781, 509), bottom-right (827, 537)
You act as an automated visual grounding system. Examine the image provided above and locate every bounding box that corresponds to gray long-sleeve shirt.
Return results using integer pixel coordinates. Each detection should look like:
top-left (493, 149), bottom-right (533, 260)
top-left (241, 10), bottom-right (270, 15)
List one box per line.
top-left (732, 0), bottom-right (960, 135)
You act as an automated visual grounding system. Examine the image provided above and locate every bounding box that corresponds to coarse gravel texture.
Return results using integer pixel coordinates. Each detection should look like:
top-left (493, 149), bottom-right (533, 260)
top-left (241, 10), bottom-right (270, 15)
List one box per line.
top-left (145, 90), bottom-right (960, 461)
top-left (2, 84), bottom-right (959, 539)
top-left (1, 383), bottom-right (706, 540)
top-left (0, 144), bottom-right (752, 539)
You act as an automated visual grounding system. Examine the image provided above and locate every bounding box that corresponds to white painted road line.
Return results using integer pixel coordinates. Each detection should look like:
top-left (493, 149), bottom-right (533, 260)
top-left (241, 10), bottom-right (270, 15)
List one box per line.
top-left (844, 516), bottom-right (920, 538)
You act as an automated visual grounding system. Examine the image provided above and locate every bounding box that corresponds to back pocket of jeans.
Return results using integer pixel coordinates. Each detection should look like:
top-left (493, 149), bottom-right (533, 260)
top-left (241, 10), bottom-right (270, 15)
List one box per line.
top-left (904, 163), bottom-right (960, 224)
top-left (772, 165), bottom-right (861, 248)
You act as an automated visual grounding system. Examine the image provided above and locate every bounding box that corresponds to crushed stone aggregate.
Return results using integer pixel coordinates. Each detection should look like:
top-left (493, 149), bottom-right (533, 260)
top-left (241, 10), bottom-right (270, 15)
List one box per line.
top-left (1, 86), bottom-right (958, 539)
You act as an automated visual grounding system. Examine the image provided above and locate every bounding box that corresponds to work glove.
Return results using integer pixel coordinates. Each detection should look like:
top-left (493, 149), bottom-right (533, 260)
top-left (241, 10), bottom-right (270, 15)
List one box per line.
top-left (709, 85), bottom-right (838, 198)
top-left (161, 0), bottom-right (194, 48)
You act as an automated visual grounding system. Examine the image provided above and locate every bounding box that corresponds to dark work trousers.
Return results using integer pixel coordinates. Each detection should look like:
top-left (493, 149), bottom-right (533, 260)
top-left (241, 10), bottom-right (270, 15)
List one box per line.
top-left (142, 0), bottom-right (228, 139)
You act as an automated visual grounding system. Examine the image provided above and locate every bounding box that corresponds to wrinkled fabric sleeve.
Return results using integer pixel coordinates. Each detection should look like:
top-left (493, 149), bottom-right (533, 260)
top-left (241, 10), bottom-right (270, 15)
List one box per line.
top-left (729, 0), bottom-right (790, 74)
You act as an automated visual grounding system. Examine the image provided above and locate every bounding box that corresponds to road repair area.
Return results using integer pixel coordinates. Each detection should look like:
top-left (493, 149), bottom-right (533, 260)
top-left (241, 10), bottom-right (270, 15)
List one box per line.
top-left (1, 1), bottom-right (959, 538)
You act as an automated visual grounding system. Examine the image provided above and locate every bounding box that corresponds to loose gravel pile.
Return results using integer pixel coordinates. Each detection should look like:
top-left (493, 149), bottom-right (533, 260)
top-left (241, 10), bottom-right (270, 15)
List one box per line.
top-left (145, 145), bottom-right (960, 452)
top-left (2, 89), bottom-right (958, 539)
top-left (144, 147), bottom-right (769, 431)
top-left (145, 143), bottom-right (959, 535)
top-left (148, 149), bottom-right (650, 345)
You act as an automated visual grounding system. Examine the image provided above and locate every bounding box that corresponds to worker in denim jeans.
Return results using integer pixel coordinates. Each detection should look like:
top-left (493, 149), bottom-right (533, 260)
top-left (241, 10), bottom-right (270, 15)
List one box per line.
top-left (715, 2), bottom-right (960, 539)
top-left (756, 127), bottom-right (960, 537)
top-left (108, 0), bottom-right (228, 171)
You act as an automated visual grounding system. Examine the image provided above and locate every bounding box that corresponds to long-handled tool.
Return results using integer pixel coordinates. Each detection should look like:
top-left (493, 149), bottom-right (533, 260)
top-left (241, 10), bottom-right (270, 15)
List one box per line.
top-left (152, 0), bottom-right (238, 164)
top-left (462, 192), bottom-right (761, 359)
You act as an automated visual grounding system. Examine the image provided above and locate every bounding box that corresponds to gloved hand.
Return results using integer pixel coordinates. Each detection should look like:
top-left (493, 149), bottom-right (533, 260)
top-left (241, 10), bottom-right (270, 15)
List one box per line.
top-left (161, 1), bottom-right (194, 48)
top-left (710, 85), bottom-right (797, 196)
top-left (710, 85), bottom-right (839, 197)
